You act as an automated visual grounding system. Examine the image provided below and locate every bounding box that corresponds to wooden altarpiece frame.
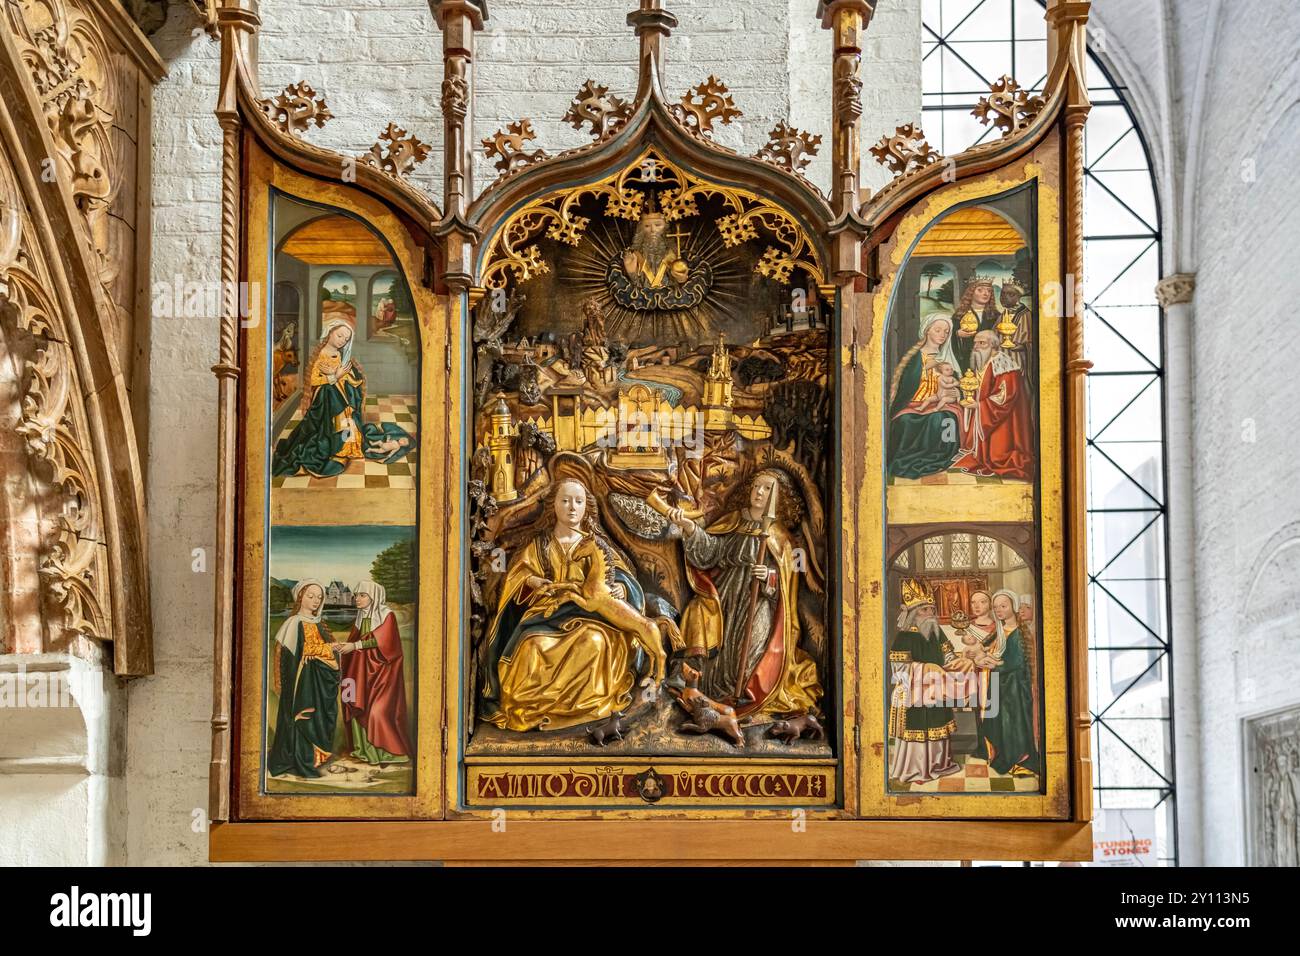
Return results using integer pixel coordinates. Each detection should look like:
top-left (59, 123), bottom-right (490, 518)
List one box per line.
top-left (207, 0), bottom-right (1095, 863)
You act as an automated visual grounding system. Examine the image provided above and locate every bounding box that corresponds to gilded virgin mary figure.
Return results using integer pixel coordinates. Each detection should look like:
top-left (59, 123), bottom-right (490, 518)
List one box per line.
top-left (272, 317), bottom-right (415, 477)
top-left (666, 469), bottom-right (822, 719)
top-left (479, 454), bottom-right (668, 732)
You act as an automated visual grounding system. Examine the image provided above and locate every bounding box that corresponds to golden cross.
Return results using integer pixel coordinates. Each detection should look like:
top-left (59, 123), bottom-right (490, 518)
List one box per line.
top-left (668, 223), bottom-right (691, 261)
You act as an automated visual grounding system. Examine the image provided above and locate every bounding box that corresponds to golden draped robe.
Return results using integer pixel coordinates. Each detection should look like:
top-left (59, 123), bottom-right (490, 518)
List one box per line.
top-left (679, 513), bottom-right (822, 718)
top-left (482, 533), bottom-right (640, 732)
top-left (309, 352), bottom-right (363, 462)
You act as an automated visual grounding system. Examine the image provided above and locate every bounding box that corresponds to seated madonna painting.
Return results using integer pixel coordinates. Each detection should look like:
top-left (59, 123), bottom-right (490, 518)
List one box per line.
top-left (466, 175), bottom-right (835, 760)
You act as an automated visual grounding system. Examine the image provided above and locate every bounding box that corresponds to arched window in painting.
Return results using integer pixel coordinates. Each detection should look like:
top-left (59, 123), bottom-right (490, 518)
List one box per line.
top-left (264, 194), bottom-right (420, 795)
top-left (317, 269), bottom-right (357, 336)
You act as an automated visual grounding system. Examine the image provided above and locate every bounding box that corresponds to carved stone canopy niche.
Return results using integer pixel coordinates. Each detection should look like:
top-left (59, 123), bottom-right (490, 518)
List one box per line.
top-left (1, 0), bottom-right (161, 675)
top-left (1245, 706), bottom-right (1300, 867)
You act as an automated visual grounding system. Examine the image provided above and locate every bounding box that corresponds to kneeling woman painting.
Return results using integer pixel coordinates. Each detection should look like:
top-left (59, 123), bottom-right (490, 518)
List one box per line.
top-left (272, 317), bottom-right (414, 478)
top-left (478, 454), bottom-right (667, 732)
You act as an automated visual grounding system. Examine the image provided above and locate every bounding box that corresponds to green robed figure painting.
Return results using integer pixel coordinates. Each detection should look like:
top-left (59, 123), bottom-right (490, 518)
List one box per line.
top-left (272, 316), bottom-right (415, 478)
top-left (887, 314), bottom-right (962, 479)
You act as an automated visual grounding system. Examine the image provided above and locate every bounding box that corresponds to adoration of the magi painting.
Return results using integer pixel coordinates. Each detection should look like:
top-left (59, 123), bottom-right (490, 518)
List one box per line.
top-left (883, 185), bottom-right (1046, 797)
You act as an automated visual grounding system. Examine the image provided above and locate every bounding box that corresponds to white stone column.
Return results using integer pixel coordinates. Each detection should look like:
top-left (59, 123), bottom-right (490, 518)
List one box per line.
top-left (0, 654), bottom-right (126, 866)
top-left (1155, 271), bottom-right (1201, 867)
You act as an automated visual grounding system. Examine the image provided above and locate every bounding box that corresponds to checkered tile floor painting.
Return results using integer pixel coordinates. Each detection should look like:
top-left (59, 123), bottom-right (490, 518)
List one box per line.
top-left (889, 753), bottom-right (1041, 793)
top-left (272, 394), bottom-right (418, 490)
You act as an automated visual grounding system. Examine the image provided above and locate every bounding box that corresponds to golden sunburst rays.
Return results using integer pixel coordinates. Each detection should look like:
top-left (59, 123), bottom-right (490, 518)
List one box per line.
top-left (562, 211), bottom-right (749, 345)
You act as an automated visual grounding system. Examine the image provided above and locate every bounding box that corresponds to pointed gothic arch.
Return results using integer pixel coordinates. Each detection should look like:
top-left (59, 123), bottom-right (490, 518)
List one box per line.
top-left (0, 0), bottom-right (160, 676)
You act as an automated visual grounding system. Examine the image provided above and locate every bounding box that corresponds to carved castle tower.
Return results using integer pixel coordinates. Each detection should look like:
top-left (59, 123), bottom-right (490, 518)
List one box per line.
top-left (487, 394), bottom-right (518, 502)
top-left (703, 333), bottom-right (735, 432)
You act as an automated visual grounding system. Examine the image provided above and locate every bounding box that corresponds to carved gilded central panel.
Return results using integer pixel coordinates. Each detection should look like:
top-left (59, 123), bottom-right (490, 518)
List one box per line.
top-left (459, 149), bottom-right (840, 808)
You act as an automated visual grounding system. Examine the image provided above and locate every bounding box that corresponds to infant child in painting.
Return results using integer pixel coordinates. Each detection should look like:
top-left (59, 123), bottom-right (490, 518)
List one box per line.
top-left (961, 630), bottom-right (1002, 669)
top-left (367, 435), bottom-right (411, 457)
top-left (916, 361), bottom-right (960, 412)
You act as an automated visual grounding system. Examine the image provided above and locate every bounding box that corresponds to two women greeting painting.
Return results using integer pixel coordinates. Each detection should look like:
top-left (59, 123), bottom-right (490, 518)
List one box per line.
top-left (267, 579), bottom-right (412, 780)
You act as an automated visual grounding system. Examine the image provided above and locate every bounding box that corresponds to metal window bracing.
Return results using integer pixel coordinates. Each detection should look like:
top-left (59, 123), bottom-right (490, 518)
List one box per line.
top-left (921, 0), bottom-right (1176, 864)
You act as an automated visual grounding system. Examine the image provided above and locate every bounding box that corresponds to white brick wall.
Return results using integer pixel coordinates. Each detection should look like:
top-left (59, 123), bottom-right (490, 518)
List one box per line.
top-left (1090, 0), bottom-right (1300, 865)
top-left (131, 12), bottom-right (224, 866)
top-left (251, 0), bottom-right (922, 200)
top-left (1180, 2), bottom-right (1300, 866)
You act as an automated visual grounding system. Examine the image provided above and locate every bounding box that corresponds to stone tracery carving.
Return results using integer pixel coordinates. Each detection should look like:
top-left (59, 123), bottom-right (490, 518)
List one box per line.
top-left (2, 234), bottom-right (111, 645)
top-left (0, 0), bottom-right (154, 673)
top-left (9, 3), bottom-right (120, 308)
top-left (0, 161), bottom-right (21, 298)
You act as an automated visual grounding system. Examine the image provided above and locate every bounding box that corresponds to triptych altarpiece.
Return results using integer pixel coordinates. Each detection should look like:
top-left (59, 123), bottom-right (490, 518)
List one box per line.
top-left (208, 0), bottom-right (1097, 862)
